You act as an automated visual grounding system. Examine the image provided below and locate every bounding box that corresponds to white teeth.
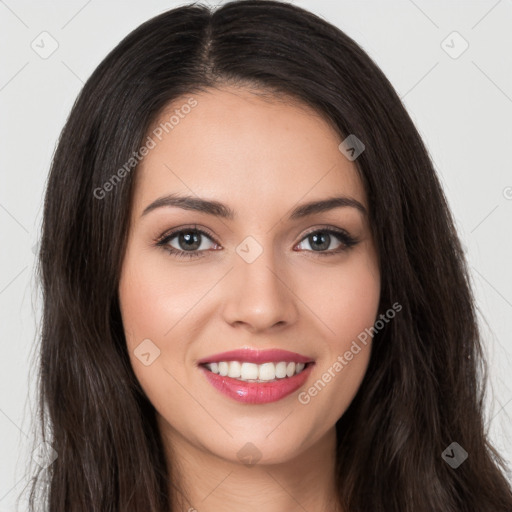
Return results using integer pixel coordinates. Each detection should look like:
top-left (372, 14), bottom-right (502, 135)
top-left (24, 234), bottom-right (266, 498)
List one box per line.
top-left (295, 362), bottom-right (305, 374)
top-left (240, 362), bottom-right (259, 380)
top-left (227, 360), bottom-right (241, 378)
top-left (218, 361), bottom-right (229, 376)
top-left (204, 360), bottom-right (308, 382)
top-left (258, 363), bottom-right (275, 381)
top-left (275, 361), bottom-right (287, 378)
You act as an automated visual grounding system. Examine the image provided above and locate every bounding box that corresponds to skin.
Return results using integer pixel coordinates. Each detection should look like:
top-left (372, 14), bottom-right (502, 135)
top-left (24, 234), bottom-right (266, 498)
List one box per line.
top-left (118, 85), bottom-right (381, 512)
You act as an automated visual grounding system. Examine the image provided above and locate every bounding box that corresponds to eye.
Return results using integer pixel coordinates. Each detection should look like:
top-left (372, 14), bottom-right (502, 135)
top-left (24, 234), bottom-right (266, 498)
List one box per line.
top-left (155, 226), bottom-right (219, 260)
top-left (294, 227), bottom-right (359, 256)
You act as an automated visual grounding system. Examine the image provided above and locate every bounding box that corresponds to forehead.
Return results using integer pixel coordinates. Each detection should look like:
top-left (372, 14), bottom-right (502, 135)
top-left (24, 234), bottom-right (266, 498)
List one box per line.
top-left (132, 86), bottom-right (366, 219)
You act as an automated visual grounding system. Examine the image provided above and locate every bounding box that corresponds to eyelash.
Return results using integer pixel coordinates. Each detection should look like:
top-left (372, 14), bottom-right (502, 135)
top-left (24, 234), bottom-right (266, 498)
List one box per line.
top-left (154, 225), bottom-right (359, 260)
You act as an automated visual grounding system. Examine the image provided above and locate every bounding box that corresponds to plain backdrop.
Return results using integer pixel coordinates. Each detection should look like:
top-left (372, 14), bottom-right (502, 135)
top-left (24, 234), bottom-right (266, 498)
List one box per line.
top-left (1, 0), bottom-right (511, 509)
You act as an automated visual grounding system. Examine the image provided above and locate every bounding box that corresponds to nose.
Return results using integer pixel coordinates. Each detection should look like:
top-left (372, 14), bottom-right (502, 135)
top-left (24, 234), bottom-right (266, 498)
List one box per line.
top-left (220, 243), bottom-right (299, 333)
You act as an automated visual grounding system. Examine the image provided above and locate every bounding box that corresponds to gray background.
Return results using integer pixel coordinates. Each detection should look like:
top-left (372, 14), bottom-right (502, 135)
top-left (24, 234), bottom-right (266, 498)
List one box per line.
top-left (1, 0), bottom-right (511, 509)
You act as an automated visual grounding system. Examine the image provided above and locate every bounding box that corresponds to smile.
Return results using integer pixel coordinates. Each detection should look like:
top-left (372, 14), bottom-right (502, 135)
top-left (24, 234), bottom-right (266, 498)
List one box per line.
top-left (197, 348), bottom-right (315, 404)
top-left (203, 360), bottom-right (307, 382)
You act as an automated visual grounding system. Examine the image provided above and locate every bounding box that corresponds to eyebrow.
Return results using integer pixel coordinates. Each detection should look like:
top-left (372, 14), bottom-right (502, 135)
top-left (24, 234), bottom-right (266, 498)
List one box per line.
top-left (141, 193), bottom-right (367, 220)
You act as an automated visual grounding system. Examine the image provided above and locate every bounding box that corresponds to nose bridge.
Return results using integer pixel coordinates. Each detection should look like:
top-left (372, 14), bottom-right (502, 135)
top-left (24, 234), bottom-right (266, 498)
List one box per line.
top-left (221, 234), bottom-right (297, 331)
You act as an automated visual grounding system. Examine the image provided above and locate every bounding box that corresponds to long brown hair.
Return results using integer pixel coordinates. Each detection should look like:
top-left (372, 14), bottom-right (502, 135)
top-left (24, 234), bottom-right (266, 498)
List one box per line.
top-left (27, 1), bottom-right (512, 510)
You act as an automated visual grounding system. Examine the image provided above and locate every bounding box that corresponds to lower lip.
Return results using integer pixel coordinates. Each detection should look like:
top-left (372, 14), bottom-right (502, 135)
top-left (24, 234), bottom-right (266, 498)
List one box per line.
top-left (200, 363), bottom-right (314, 404)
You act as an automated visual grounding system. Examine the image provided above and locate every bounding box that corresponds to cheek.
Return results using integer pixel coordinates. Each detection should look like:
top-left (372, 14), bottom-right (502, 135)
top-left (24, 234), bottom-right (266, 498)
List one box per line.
top-left (118, 247), bottom-right (178, 375)
top-left (118, 246), bottom-right (224, 399)
top-left (293, 249), bottom-right (380, 422)
top-left (118, 263), bottom-right (165, 346)
top-left (118, 249), bottom-right (204, 346)
top-left (297, 247), bottom-right (380, 348)
top-left (118, 250), bottom-right (193, 412)
top-left (328, 265), bottom-right (380, 343)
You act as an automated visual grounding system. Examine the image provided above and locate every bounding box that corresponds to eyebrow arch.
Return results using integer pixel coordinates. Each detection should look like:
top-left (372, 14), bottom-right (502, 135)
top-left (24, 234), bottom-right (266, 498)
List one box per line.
top-left (141, 193), bottom-right (367, 220)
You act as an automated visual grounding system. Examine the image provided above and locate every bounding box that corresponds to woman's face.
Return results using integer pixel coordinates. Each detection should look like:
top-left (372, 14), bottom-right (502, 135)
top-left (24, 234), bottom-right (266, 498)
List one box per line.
top-left (118, 86), bottom-right (380, 466)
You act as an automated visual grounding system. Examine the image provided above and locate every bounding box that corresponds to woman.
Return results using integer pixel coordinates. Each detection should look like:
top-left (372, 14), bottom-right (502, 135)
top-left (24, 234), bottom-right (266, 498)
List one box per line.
top-left (29, 1), bottom-right (512, 511)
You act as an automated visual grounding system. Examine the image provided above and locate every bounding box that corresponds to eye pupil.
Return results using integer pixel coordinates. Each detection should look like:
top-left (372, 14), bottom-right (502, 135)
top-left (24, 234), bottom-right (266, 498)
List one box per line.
top-left (310, 232), bottom-right (330, 251)
top-left (179, 232), bottom-right (201, 250)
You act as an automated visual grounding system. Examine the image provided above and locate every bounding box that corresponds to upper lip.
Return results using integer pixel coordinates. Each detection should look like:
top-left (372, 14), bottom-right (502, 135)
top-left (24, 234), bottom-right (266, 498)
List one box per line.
top-left (197, 348), bottom-right (314, 365)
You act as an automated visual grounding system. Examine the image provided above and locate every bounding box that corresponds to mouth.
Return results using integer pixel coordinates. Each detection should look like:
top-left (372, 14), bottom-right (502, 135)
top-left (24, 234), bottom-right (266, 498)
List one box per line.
top-left (197, 348), bottom-right (315, 404)
top-left (201, 360), bottom-right (311, 382)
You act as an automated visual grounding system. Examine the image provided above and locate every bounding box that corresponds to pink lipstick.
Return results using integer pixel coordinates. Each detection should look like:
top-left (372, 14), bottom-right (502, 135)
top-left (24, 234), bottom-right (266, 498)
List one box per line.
top-left (197, 348), bottom-right (312, 365)
top-left (198, 348), bottom-right (315, 404)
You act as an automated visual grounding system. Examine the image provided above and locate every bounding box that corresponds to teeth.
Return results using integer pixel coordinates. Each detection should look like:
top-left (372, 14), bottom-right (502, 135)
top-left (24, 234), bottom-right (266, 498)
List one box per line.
top-left (227, 361), bottom-right (241, 378)
top-left (218, 361), bottom-right (229, 376)
top-left (204, 361), bottom-right (308, 382)
top-left (258, 362), bottom-right (275, 381)
top-left (275, 361), bottom-right (287, 378)
top-left (241, 362), bottom-right (259, 380)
